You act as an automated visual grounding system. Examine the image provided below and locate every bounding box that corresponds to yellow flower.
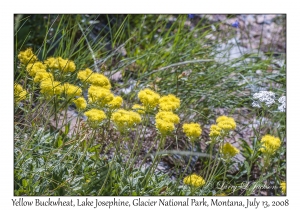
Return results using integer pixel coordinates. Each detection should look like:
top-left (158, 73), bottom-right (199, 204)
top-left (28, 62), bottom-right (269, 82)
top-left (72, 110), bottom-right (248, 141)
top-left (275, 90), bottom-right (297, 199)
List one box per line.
top-left (18, 48), bottom-right (38, 64)
top-left (183, 174), bottom-right (206, 187)
top-left (107, 96), bottom-right (123, 109)
top-left (40, 79), bottom-right (63, 96)
top-left (63, 83), bottom-right (82, 97)
top-left (216, 115), bottom-right (230, 123)
top-left (44, 57), bottom-right (60, 69)
top-left (88, 85), bottom-right (114, 107)
top-left (182, 123), bottom-right (202, 141)
top-left (138, 88), bottom-right (160, 111)
top-left (159, 94), bottom-right (180, 111)
top-left (44, 57), bottom-right (76, 72)
top-left (33, 72), bottom-right (54, 83)
top-left (155, 119), bottom-right (175, 136)
top-left (58, 58), bottom-right (76, 72)
top-left (111, 109), bottom-right (141, 132)
top-left (155, 111), bottom-right (180, 124)
top-left (88, 73), bottom-right (111, 89)
top-left (260, 135), bottom-right (281, 155)
top-left (209, 124), bottom-right (222, 137)
top-left (155, 111), bottom-right (180, 136)
top-left (26, 62), bottom-right (47, 77)
top-left (14, 83), bottom-right (27, 102)
top-left (280, 182), bottom-right (286, 194)
top-left (73, 97), bottom-right (87, 111)
top-left (216, 116), bottom-right (236, 131)
top-left (132, 104), bottom-right (145, 114)
top-left (84, 109), bottom-right (107, 123)
top-left (220, 142), bottom-right (240, 159)
top-left (77, 68), bottom-right (94, 83)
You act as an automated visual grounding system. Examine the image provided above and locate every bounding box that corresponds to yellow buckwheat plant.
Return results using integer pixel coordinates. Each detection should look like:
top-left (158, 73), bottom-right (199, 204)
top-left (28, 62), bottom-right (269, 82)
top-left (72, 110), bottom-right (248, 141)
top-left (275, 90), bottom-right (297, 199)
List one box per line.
top-left (84, 109), bottom-right (107, 123)
top-left (44, 57), bottom-right (76, 73)
top-left (155, 111), bottom-right (180, 136)
top-left (138, 88), bottom-right (160, 111)
top-left (111, 109), bottom-right (141, 132)
top-left (159, 94), bottom-right (180, 111)
top-left (88, 73), bottom-right (111, 89)
top-left (183, 174), bottom-right (206, 187)
top-left (182, 123), bottom-right (202, 142)
top-left (73, 97), bottom-right (87, 111)
top-left (18, 48), bottom-right (38, 64)
top-left (216, 115), bottom-right (236, 131)
top-left (63, 83), bottom-right (82, 97)
top-left (220, 142), bottom-right (240, 159)
top-left (260, 134), bottom-right (281, 155)
top-left (209, 124), bottom-right (222, 137)
top-left (14, 83), bottom-right (27, 102)
top-left (77, 68), bottom-right (94, 83)
top-left (88, 85), bottom-right (114, 107)
top-left (26, 61), bottom-right (47, 77)
top-left (33, 72), bottom-right (54, 83)
top-left (107, 96), bottom-right (123, 110)
top-left (40, 80), bottom-right (63, 96)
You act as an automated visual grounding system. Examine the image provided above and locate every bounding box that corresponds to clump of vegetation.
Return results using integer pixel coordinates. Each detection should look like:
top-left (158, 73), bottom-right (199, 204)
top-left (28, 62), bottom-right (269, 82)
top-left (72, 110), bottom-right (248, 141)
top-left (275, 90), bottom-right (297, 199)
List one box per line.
top-left (14, 14), bottom-right (286, 196)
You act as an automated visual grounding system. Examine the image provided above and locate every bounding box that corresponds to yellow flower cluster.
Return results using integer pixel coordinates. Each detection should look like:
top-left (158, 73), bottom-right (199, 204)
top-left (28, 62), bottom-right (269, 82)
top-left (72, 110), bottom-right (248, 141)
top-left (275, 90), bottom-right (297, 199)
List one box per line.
top-left (14, 84), bottom-right (27, 102)
top-left (18, 48), bottom-right (38, 64)
top-left (138, 88), bottom-right (160, 111)
top-left (84, 109), bottom-right (107, 123)
top-left (77, 69), bottom-right (111, 89)
top-left (159, 94), bottom-right (180, 111)
top-left (280, 182), bottom-right (286, 194)
top-left (18, 49), bottom-right (83, 101)
top-left (155, 111), bottom-right (180, 136)
top-left (216, 115), bottom-right (236, 131)
top-left (73, 97), bottom-right (87, 111)
top-left (132, 104), bottom-right (145, 114)
top-left (183, 174), bottom-right (206, 187)
top-left (44, 57), bottom-right (76, 72)
top-left (107, 96), bottom-right (123, 109)
top-left (182, 123), bottom-right (202, 141)
top-left (156, 111), bottom-right (180, 124)
top-left (40, 80), bottom-right (63, 96)
top-left (209, 124), bottom-right (222, 137)
top-left (77, 68), bottom-right (93, 83)
top-left (220, 142), bottom-right (240, 159)
top-left (63, 83), bottom-right (82, 97)
top-left (260, 134), bottom-right (281, 155)
top-left (111, 109), bottom-right (141, 131)
top-left (88, 73), bottom-right (111, 89)
top-left (88, 85), bottom-right (114, 107)
top-left (26, 62), bottom-right (47, 77)
top-left (33, 72), bottom-right (54, 83)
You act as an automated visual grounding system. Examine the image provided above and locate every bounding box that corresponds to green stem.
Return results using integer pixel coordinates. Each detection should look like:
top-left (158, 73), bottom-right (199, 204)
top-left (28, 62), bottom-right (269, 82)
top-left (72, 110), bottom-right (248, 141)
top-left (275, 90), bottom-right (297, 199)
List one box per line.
top-left (140, 135), bottom-right (165, 192)
top-left (204, 139), bottom-right (215, 181)
top-left (222, 159), bottom-right (229, 183)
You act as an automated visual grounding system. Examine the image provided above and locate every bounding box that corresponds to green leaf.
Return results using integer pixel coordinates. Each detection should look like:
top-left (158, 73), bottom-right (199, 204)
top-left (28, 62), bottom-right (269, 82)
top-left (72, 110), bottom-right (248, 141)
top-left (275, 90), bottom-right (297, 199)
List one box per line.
top-left (57, 137), bottom-right (63, 148)
top-left (64, 123), bottom-right (70, 135)
top-left (22, 179), bottom-right (28, 188)
top-left (244, 161), bottom-right (251, 175)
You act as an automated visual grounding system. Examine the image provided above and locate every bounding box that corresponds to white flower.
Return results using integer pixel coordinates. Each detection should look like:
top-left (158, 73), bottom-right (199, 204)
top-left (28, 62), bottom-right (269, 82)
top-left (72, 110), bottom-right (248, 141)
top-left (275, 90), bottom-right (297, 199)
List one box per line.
top-left (252, 101), bottom-right (261, 108)
top-left (278, 96), bottom-right (286, 112)
top-left (278, 104), bottom-right (285, 112)
top-left (252, 91), bottom-right (276, 108)
top-left (278, 96), bottom-right (286, 104)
